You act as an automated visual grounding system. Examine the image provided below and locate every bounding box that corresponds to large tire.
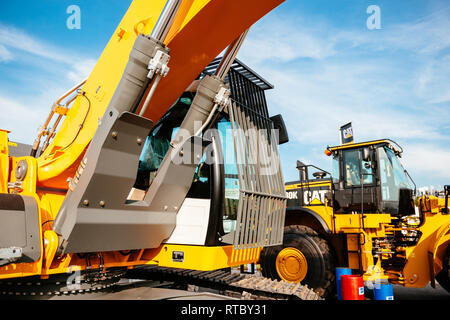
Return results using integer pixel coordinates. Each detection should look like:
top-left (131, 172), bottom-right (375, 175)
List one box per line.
top-left (260, 225), bottom-right (335, 297)
top-left (436, 245), bottom-right (450, 292)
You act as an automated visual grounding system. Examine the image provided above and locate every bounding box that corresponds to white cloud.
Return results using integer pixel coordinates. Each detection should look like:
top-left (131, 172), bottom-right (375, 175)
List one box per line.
top-left (0, 24), bottom-right (73, 63)
top-left (0, 23), bottom-right (96, 84)
top-left (328, 7), bottom-right (450, 57)
top-left (0, 45), bottom-right (13, 62)
top-left (260, 64), bottom-right (445, 145)
top-left (0, 95), bottom-right (44, 143)
top-left (241, 5), bottom-right (450, 68)
top-left (237, 5), bottom-right (450, 188)
top-left (237, 7), bottom-right (450, 144)
top-left (401, 143), bottom-right (450, 183)
top-left (67, 59), bottom-right (97, 83)
top-left (382, 10), bottom-right (450, 55)
top-left (414, 54), bottom-right (450, 104)
top-left (0, 24), bottom-right (98, 144)
top-left (240, 16), bottom-right (336, 64)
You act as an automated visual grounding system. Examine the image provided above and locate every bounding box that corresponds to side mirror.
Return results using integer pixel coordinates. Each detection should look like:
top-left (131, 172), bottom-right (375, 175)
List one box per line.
top-left (270, 114), bottom-right (289, 145)
top-left (363, 147), bottom-right (371, 162)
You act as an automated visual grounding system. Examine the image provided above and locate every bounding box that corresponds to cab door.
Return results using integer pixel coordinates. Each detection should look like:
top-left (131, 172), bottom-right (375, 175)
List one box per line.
top-left (334, 147), bottom-right (379, 213)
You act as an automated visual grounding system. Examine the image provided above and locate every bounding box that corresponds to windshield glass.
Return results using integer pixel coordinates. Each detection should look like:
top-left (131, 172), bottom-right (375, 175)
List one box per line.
top-left (137, 100), bottom-right (240, 237)
top-left (378, 146), bottom-right (413, 202)
top-left (139, 101), bottom-right (190, 172)
top-left (383, 147), bottom-right (412, 189)
top-left (331, 154), bottom-right (340, 183)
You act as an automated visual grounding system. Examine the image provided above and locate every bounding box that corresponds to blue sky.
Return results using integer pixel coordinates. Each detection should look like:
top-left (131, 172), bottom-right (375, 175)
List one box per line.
top-left (0, 0), bottom-right (449, 189)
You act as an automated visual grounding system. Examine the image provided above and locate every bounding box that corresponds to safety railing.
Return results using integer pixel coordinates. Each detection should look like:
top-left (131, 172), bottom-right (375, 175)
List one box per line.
top-left (228, 99), bottom-right (286, 249)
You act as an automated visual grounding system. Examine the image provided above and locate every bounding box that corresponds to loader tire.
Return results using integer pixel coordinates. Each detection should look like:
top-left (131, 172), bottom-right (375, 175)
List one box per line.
top-left (436, 245), bottom-right (450, 293)
top-left (260, 225), bottom-right (335, 297)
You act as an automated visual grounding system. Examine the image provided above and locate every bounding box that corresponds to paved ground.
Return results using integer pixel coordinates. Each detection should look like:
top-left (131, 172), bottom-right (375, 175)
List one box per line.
top-left (363, 283), bottom-right (450, 300)
top-left (392, 283), bottom-right (450, 300)
top-left (5, 276), bottom-right (449, 300)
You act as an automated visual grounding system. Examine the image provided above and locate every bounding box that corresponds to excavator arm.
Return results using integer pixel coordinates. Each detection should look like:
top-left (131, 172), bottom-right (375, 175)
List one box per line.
top-left (0, 0), bottom-right (286, 284)
top-left (35, 0), bottom-right (283, 188)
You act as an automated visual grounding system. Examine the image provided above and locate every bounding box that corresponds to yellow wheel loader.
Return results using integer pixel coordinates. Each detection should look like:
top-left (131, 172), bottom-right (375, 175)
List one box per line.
top-left (260, 139), bottom-right (450, 297)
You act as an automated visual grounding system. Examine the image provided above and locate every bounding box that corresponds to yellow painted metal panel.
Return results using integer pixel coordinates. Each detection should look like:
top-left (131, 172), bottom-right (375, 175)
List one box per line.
top-left (0, 130), bottom-right (9, 193)
top-left (143, 244), bottom-right (263, 271)
top-left (285, 181), bottom-right (332, 190)
top-left (334, 213), bottom-right (391, 229)
top-left (330, 139), bottom-right (390, 151)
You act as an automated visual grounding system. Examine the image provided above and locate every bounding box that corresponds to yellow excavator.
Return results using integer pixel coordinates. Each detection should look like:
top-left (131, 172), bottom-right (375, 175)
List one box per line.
top-left (0, 0), bottom-right (321, 299)
top-left (260, 137), bottom-right (450, 298)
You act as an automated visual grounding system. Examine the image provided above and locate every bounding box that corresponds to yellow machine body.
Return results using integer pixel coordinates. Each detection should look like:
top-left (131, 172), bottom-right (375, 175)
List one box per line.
top-left (0, 0), bottom-right (284, 281)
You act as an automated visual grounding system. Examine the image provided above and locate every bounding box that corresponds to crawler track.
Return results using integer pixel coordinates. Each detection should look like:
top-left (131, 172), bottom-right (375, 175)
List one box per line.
top-left (125, 266), bottom-right (322, 300)
top-left (0, 268), bottom-right (126, 297)
top-left (0, 266), bottom-right (321, 300)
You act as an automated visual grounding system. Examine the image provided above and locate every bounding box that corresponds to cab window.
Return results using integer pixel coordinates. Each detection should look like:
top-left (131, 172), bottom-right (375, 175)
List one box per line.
top-left (218, 120), bottom-right (239, 234)
top-left (343, 150), bottom-right (361, 186)
top-left (135, 95), bottom-right (211, 199)
top-left (331, 154), bottom-right (340, 183)
top-left (343, 149), bottom-right (373, 187)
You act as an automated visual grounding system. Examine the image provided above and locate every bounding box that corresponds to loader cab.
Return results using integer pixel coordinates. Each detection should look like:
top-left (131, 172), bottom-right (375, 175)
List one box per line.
top-left (328, 140), bottom-right (415, 216)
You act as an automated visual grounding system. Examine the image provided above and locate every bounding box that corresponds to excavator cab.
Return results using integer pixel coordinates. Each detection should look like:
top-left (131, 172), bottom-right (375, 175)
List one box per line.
top-left (127, 57), bottom-right (288, 248)
top-left (328, 140), bottom-right (415, 216)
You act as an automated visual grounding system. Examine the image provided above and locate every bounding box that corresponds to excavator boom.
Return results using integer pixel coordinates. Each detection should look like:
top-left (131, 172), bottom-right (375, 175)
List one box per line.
top-left (0, 0), bottom-right (287, 289)
top-left (35, 0), bottom-right (283, 188)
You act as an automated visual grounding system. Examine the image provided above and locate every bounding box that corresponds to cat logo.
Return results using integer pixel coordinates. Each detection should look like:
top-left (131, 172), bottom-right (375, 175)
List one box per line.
top-left (304, 190), bottom-right (328, 205)
top-left (286, 191), bottom-right (298, 200)
top-left (343, 127), bottom-right (353, 139)
top-left (340, 122), bottom-right (354, 144)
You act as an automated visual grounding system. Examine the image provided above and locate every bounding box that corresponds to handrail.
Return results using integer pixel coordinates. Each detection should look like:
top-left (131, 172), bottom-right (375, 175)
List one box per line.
top-left (30, 79), bottom-right (87, 157)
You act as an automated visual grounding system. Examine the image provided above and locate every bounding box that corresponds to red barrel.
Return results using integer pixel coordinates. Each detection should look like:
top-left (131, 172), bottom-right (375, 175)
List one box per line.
top-left (341, 275), bottom-right (364, 300)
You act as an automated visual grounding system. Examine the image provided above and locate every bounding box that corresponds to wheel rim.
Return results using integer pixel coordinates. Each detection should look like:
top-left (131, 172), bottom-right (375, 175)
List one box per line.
top-left (275, 247), bottom-right (308, 283)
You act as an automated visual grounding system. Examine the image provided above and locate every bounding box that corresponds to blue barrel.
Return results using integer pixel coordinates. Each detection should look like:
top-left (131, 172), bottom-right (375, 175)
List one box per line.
top-left (374, 283), bottom-right (394, 300)
top-left (336, 267), bottom-right (352, 300)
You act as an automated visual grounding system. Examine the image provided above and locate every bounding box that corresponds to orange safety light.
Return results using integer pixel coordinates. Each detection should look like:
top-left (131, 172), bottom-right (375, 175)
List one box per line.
top-left (324, 149), bottom-right (332, 156)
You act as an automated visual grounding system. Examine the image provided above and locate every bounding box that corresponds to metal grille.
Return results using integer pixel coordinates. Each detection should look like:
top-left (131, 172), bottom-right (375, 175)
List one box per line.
top-left (227, 98), bottom-right (286, 249)
top-left (227, 67), bottom-right (271, 116)
top-left (203, 57), bottom-right (274, 91)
